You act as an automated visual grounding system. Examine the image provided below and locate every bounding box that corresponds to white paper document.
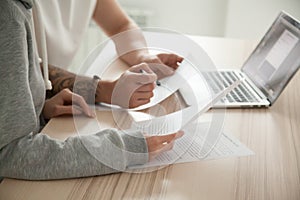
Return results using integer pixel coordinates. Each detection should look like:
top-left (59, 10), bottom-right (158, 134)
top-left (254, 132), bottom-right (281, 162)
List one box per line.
top-left (129, 78), bottom-right (242, 135)
top-left (129, 122), bottom-right (254, 169)
top-left (129, 59), bottom-right (202, 111)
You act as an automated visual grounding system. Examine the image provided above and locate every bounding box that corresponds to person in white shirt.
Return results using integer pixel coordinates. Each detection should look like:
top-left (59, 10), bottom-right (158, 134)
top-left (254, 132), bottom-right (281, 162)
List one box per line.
top-left (33, 0), bottom-right (183, 108)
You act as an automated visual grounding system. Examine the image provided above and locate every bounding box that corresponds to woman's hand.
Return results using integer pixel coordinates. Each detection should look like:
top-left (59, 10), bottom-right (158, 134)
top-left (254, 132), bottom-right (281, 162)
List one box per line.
top-left (138, 53), bottom-right (183, 79)
top-left (145, 131), bottom-right (184, 161)
top-left (43, 88), bottom-right (95, 119)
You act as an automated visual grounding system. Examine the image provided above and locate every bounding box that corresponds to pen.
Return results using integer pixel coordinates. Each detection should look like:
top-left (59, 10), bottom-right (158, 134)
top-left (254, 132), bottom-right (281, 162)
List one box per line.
top-left (139, 69), bottom-right (161, 86)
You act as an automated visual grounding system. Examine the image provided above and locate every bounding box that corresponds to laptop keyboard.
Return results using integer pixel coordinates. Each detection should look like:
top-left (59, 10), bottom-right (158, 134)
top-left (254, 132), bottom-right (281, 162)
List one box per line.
top-left (202, 71), bottom-right (260, 103)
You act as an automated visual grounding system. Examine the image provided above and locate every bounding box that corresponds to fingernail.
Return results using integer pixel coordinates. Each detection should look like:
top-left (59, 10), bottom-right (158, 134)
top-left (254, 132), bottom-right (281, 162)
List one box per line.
top-left (178, 131), bottom-right (184, 136)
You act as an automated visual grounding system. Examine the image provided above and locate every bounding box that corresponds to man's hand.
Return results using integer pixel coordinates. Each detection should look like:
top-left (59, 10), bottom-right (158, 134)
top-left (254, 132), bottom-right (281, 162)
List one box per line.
top-left (145, 131), bottom-right (184, 161)
top-left (138, 53), bottom-right (183, 80)
top-left (111, 63), bottom-right (157, 108)
top-left (43, 88), bottom-right (95, 119)
top-left (96, 63), bottom-right (157, 108)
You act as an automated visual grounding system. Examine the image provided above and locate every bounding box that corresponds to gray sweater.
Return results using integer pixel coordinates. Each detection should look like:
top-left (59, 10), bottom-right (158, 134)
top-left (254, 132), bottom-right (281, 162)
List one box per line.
top-left (0, 0), bottom-right (148, 180)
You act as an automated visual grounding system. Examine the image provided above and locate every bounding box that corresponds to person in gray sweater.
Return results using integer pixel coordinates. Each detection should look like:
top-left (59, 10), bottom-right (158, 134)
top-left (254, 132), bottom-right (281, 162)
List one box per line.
top-left (0, 0), bottom-right (183, 180)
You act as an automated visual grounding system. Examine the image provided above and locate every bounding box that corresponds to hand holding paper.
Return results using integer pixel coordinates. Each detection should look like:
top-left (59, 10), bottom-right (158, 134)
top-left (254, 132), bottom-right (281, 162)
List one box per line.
top-left (146, 131), bottom-right (184, 161)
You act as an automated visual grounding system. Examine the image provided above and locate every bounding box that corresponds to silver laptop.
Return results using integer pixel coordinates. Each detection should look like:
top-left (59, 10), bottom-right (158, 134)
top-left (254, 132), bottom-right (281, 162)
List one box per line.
top-left (203, 11), bottom-right (300, 108)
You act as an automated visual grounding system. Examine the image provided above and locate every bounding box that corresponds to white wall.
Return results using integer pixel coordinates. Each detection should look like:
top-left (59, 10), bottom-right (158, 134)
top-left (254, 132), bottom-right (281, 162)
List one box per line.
top-left (119, 0), bottom-right (229, 37)
top-left (120, 0), bottom-right (300, 39)
top-left (71, 0), bottom-right (230, 71)
top-left (70, 0), bottom-right (300, 71)
top-left (225, 0), bottom-right (300, 39)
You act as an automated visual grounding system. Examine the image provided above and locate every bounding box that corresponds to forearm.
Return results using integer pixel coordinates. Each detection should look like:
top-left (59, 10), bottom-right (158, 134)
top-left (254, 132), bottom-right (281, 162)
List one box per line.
top-left (105, 18), bottom-right (149, 66)
top-left (0, 130), bottom-right (148, 180)
top-left (113, 27), bottom-right (150, 66)
top-left (47, 65), bottom-right (96, 103)
top-left (47, 65), bottom-right (117, 104)
top-left (93, 0), bottom-right (149, 66)
top-left (102, 19), bottom-right (149, 66)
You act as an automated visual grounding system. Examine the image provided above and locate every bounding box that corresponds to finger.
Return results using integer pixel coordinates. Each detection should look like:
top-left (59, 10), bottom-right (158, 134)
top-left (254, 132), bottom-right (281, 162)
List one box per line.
top-left (58, 88), bottom-right (73, 103)
top-left (147, 63), bottom-right (175, 79)
top-left (172, 54), bottom-right (184, 64)
top-left (175, 130), bottom-right (184, 139)
top-left (69, 93), bottom-right (95, 118)
top-left (155, 132), bottom-right (177, 144)
top-left (162, 141), bottom-right (175, 152)
top-left (163, 55), bottom-right (181, 69)
top-left (168, 54), bottom-right (178, 64)
top-left (157, 54), bottom-right (183, 68)
top-left (147, 58), bottom-right (163, 65)
top-left (128, 72), bottom-right (157, 85)
top-left (168, 63), bottom-right (179, 70)
top-left (54, 105), bottom-right (77, 116)
top-left (136, 83), bottom-right (155, 92)
top-left (156, 53), bottom-right (169, 63)
top-left (72, 105), bottom-right (83, 115)
top-left (129, 99), bottom-right (150, 108)
top-left (157, 64), bottom-right (175, 75)
top-left (129, 92), bottom-right (152, 107)
top-left (129, 62), bottom-right (155, 74)
top-left (151, 140), bottom-right (175, 154)
top-left (169, 55), bottom-right (181, 69)
top-left (177, 56), bottom-right (184, 63)
top-left (135, 91), bottom-right (154, 100)
top-left (158, 53), bottom-right (183, 63)
top-left (55, 105), bottom-right (89, 116)
top-left (158, 132), bottom-right (183, 152)
top-left (148, 140), bottom-right (175, 161)
top-left (157, 131), bottom-right (184, 143)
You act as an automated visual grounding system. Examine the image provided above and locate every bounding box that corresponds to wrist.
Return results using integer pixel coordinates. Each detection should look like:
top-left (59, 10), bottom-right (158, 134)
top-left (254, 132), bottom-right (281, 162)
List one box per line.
top-left (95, 80), bottom-right (116, 104)
top-left (120, 50), bottom-right (149, 66)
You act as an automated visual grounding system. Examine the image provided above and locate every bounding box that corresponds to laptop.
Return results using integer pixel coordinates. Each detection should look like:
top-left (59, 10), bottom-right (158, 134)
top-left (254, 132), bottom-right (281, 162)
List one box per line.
top-left (202, 11), bottom-right (300, 108)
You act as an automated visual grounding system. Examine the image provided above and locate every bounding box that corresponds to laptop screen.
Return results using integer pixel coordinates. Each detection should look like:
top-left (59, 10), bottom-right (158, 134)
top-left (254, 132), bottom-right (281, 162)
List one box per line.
top-left (242, 12), bottom-right (300, 105)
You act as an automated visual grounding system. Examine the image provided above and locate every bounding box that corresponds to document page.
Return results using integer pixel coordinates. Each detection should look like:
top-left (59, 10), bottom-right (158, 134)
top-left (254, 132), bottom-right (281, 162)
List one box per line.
top-left (129, 78), bottom-right (242, 136)
top-left (129, 122), bottom-right (254, 169)
top-left (130, 59), bottom-right (200, 111)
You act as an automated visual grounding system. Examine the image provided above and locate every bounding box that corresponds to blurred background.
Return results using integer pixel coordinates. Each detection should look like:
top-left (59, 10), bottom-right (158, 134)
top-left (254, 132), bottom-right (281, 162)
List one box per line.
top-left (71, 0), bottom-right (300, 72)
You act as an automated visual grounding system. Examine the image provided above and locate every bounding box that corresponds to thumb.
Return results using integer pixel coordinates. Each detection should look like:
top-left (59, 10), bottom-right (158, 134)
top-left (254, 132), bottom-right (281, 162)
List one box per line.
top-left (128, 72), bottom-right (157, 85)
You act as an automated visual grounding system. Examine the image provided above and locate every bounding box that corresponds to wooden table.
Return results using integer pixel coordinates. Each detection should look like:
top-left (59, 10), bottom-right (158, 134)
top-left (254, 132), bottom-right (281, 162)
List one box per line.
top-left (1, 36), bottom-right (299, 200)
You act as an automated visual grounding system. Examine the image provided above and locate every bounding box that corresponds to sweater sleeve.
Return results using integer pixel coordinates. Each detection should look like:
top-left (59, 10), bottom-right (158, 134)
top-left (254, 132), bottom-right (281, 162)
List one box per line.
top-left (0, 1), bottom-right (148, 180)
top-left (0, 129), bottom-right (148, 180)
